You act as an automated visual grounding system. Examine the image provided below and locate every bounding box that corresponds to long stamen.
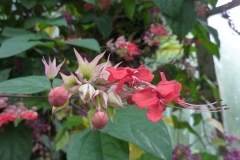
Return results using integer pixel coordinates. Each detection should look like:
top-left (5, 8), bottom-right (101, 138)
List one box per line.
top-left (181, 100), bottom-right (222, 107)
top-left (168, 104), bottom-right (228, 112)
top-left (180, 103), bottom-right (228, 111)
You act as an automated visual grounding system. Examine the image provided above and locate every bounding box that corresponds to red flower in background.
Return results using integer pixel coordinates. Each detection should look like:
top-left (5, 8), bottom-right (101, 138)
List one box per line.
top-left (116, 41), bottom-right (140, 56)
top-left (106, 65), bottom-right (154, 93)
top-left (126, 43), bottom-right (139, 56)
top-left (20, 111), bottom-right (38, 120)
top-left (150, 24), bottom-right (168, 36)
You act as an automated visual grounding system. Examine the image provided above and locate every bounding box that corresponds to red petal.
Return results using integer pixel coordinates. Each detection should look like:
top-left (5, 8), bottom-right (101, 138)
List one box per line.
top-left (134, 69), bottom-right (154, 82)
top-left (146, 103), bottom-right (164, 122)
top-left (157, 81), bottom-right (175, 101)
top-left (106, 67), bottom-right (128, 82)
top-left (157, 72), bottom-right (182, 103)
top-left (115, 76), bottom-right (133, 93)
top-left (132, 88), bottom-right (159, 108)
top-left (160, 72), bottom-right (167, 81)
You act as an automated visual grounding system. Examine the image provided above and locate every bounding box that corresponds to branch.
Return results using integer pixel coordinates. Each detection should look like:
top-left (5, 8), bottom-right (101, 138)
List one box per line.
top-left (70, 101), bottom-right (88, 116)
top-left (0, 94), bottom-right (47, 98)
top-left (206, 0), bottom-right (240, 17)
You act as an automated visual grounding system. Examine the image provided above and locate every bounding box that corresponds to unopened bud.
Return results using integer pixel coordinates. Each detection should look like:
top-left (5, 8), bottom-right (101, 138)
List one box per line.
top-left (92, 111), bottom-right (109, 129)
top-left (48, 87), bottom-right (68, 107)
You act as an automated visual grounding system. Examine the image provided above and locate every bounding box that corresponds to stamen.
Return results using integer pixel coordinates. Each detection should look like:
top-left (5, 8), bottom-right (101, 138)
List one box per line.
top-left (166, 99), bottom-right (228, 113)
top-left (181, 99), bottom-right (222, 108)
top-left (168, 104), bottom-right (228, 112)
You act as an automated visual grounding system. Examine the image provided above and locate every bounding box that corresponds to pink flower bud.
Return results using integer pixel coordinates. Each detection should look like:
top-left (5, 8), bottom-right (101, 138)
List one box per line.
top-left (91, 111), bottom-right (109, 129)
top-left (48, 87), bottom-right (68, 107)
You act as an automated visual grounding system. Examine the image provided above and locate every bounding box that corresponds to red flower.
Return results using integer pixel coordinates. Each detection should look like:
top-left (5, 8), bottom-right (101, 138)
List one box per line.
top-left (132, 72), bottom-right (183, 122)
top-left (150, 25), bottom-right (168, 36)
top-left (106, 65), bottom-right (154, 93)
top-left (156, 72), bottom-right (183, 104)
top-left (20, 111), bottom-right (38, 120)
top-left (0, 113), bottom-right (17, 127)
top-left (123, 56), bottom-right (134, 61)
top-left (126, 43), bottom-right (139, 56)
top-left (132, 72), bottom-right (227, 122)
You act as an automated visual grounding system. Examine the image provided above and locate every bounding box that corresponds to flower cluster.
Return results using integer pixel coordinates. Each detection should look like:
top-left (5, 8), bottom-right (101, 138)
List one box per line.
top-left (0, 96), bottom-right (8, 108)
top-left (63, 12), bottom-right (73, 25)
top-left (106, 36), bottom-right (140, 61)
top-left (212, 131), bottom-right (240, 160)
top-left (172, 143), bottom-right (200, 160)
top-left (0, 102), bottom-right (38, 127)
top-left (45, 49), bottom-right (227, 129)
top-left (26, 117), bottom-right (51, 159)
top-left (143, 24), bottom-right (169, 46)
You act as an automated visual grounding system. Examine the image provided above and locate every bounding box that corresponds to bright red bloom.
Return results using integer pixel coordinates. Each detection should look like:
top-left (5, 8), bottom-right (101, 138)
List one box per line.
top-left (116, 42), bottom-right (139, 56)
top-left (132, 72), bottom-right (227, 122)
top-left (123, 55), bottom-right (134, 61)
top-left (150, 25), bottom-right (168, 36)
top-left (84, 3), bottom-right (96, 10)
top-left (0, 113), bottom-right (17, 127)
top-left (20, 111), bottom-right (38, 120)
top-left (156, 72), bottom-right (183, 104)
top-left (126, 43), bottom-right (139, 56)
top-left (106, 65), bottom-right (154, 93)
top-left (132, 72), bottom-right (182, 122)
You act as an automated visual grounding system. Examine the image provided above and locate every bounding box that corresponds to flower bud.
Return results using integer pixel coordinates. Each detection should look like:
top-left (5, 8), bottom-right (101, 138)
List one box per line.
top-left (92, 111), bottom-right (109, 129)
top-left (48, 87), bottom-right (68, 107)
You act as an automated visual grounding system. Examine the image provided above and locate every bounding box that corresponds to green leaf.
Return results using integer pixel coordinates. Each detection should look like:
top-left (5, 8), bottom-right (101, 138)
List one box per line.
top-left (152, 0), bottom-right (183, 17)
top-left (0, 124), bottom-right (33, 160)
top-left (197, 18), bottom-right (220, 46)
top-left (202, 75), bottom-right (220, 98)
top-left (137, 153), bottom-right (160, 160)
top-left (20, 97), bottom-right (52, 110)
top-left (67, 128), bottom-right (129, 160)
top-left (94, 14), bottom-right (113, 38)
top-left (192, 22), bottom-right (220, 58)
top-left (211, 138), bottom-right (226, 146)
top-left (80, 12), bottom-right (96, 23)
top-left (101, 106), bottom-right (172, 160)
top-left (191, 113), bottom-right (202, 126)
top-left (171, 115), bottom-right (205, 146)
top-left (200, 152), bottom-right (219, 160)
top-left (107, 106), bottom-right (115, 123)
top-left (83, 0), bottom-right (97, 5)
top-left (64, 38), bottom-right (101, 53)
top-left (2, 27), bottom-right (30, 37)
top-left (206, 0), bottom-right (218, 8)
top-left (63, 116), bottom-right (83, 127)
top-left (0, 33), bottom-right (52, 58)
top-left (165, 0), bottom-right (196, 41)
top-left (122, 0), bottom-right (136, 20)
top-left (88, 108), bottom-right (96, 129)
top-left (24, 16), bottom-right (67, 29)
top-left (37, 0), bottom-right (59, 5)
top-left (20, 0), bottom-right (36, 9)
top-left (0, 68), bottom-right (11, 83)
top-left (0, 76), bottom-right (62, 94)
top-left (55, 127), bottom-right (69, 151)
